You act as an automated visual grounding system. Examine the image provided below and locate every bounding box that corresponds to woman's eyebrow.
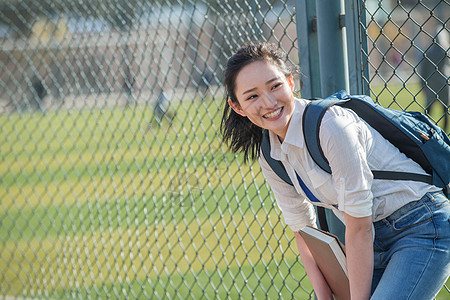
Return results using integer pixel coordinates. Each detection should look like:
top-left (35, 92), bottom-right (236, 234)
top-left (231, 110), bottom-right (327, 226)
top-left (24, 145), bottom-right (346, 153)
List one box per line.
top-left (242, 87), bottom-right (257, 95)
top-left (242, 77), bottom-right (281, 95)
top-left (265, 77), bottom-right (280, 85)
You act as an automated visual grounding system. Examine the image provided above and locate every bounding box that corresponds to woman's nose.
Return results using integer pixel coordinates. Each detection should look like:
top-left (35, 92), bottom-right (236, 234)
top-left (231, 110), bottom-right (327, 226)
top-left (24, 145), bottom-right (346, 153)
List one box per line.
top-left (261, 93), bottom-right (276, 107)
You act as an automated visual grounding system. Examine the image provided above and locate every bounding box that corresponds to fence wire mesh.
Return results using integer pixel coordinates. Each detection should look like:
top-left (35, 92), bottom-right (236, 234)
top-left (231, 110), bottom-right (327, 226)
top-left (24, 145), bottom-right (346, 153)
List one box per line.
top-left (361, 0), bottom-right (449, 131)
top-left (0, 0), bottom-right (448, 299)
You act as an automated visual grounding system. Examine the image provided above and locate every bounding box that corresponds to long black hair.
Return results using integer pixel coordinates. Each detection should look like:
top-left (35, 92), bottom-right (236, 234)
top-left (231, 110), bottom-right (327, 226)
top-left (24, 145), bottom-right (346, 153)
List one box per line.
top-left (220, 41), bottom-right (299, 163)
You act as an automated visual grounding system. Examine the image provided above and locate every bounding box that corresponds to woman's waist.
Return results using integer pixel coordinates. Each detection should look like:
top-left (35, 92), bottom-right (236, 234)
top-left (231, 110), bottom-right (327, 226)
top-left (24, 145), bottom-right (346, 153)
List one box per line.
top-left (374, 190), bottom-right (446, 226)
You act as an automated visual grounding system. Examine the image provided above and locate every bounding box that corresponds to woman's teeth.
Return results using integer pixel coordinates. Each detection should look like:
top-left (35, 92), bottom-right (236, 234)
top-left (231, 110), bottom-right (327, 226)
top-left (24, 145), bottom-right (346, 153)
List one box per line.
top-left (264, 107), bottom-right (282, 119)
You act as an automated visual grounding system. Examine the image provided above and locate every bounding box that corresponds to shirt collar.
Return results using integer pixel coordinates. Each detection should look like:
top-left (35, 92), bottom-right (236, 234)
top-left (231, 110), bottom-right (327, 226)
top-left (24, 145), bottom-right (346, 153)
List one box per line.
top-left (267, 98), bottom-right (308, 158)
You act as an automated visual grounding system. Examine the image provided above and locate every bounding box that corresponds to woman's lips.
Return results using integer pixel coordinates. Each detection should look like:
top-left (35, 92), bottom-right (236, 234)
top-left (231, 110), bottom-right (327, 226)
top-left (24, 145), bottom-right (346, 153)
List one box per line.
top-left (263, 107), bottom-right (283, 119)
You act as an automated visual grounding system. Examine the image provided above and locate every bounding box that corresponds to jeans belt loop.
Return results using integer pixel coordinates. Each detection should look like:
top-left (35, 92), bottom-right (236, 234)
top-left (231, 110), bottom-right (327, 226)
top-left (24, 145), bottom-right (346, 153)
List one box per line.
top-left (426, 192), bottom-right (436, 202)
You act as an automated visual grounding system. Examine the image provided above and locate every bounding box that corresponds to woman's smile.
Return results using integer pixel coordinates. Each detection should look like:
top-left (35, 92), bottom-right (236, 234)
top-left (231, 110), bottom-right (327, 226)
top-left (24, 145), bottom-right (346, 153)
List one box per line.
top-left (263, 107), bottom-right (284, 120)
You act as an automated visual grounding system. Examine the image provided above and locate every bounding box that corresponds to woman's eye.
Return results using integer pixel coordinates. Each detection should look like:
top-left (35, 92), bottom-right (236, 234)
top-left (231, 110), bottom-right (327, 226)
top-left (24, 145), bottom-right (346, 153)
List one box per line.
top-left (247, 94), bottom-right (257, 101)
top-left (272, 83), bottom-right (282, 90)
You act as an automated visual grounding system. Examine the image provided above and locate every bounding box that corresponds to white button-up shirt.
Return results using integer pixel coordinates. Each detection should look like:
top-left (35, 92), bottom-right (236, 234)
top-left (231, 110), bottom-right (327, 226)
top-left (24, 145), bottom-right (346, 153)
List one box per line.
top-left (259, 98), bottom-right (439, 232)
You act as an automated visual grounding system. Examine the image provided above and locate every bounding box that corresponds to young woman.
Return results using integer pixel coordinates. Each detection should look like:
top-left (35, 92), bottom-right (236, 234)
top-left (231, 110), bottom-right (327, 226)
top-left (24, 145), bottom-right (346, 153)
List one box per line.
top-left (221, 41), bottom-right (450, 300)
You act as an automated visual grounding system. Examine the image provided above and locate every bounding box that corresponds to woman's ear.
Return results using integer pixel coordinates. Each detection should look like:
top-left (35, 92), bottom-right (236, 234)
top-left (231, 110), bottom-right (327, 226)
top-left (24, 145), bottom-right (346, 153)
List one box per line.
top-left (287, 74), bottom-right (294, 91)
top-left (228, 99), bottom-right (247, 117)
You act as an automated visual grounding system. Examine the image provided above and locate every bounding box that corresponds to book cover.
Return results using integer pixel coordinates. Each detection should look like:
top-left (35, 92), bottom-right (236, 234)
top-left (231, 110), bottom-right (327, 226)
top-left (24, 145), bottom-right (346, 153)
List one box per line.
top-left (299, 226), bottom-right (350, 300)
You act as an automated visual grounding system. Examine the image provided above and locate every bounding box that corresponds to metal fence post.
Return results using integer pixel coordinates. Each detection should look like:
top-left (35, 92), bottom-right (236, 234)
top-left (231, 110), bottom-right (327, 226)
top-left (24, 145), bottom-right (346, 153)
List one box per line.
top-left (315, 0), bottom-right (348, 97)
top-left (296, 0), bottom-right (369, 97)
top-left (345, 0), bottom-right (369, 95)
top-left (295, 0), bottom-right (321, 99)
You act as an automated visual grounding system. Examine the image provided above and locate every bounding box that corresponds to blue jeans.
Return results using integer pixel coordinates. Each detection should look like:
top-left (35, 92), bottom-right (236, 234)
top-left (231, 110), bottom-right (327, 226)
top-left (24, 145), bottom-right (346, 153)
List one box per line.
top-left (371, 191), bottom-right (450, 300)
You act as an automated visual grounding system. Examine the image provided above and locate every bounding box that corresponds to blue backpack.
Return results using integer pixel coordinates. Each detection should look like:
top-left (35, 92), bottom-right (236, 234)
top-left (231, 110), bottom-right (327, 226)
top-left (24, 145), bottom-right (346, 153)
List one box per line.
top-left (261, 90), bottom-right (450, 197)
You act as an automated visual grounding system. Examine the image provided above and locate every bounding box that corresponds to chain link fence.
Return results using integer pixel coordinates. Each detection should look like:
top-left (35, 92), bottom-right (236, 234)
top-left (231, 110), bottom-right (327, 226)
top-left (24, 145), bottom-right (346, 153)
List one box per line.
top-left (0, 0), bottom-right (448, 299)
top-left (361, 0), bottom-right (449, 131)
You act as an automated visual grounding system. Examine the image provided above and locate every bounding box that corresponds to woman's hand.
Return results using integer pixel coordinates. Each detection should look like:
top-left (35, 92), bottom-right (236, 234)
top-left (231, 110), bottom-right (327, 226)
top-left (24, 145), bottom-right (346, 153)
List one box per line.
top-left (344, 213), bottom-right (373, 300)
top-left (294, 231), bottom-right (334, 300)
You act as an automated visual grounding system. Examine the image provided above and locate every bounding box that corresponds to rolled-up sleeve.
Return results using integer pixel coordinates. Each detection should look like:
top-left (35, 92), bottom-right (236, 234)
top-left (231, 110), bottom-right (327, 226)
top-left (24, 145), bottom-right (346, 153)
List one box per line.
top-left (259, 156), bottom-right (316, 232)
top-left (320, 107), bottom-right (374, 218)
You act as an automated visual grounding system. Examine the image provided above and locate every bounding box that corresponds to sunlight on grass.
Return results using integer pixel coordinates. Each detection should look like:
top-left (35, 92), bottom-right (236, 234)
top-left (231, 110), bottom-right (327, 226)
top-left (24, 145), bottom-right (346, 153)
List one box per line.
top-left (0, 211), bottom-right (305, 298)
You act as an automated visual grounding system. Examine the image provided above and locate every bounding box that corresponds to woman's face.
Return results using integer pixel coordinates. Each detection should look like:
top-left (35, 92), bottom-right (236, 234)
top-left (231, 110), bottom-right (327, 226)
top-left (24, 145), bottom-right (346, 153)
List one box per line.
top-left (229, 60), bottom-right (295, 140)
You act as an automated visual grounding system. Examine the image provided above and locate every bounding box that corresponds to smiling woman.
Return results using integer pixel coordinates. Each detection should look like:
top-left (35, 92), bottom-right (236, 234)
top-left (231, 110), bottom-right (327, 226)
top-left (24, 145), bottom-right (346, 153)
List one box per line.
top-left (220, 41), bottom-right (450, 300)
top-left (221, 42), bottom-right (299, 163)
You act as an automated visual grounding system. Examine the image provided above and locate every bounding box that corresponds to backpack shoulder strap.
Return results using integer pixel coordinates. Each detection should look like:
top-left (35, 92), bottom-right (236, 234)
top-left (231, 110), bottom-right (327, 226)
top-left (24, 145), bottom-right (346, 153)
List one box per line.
top-left (302, 99), bottom-right (342, 174)
top-left (261, 129), bottom-right (293, 186)
top-left (261, 129), bottom-right (330, 231)
top-left (261, 129), bottom-right (327, 204)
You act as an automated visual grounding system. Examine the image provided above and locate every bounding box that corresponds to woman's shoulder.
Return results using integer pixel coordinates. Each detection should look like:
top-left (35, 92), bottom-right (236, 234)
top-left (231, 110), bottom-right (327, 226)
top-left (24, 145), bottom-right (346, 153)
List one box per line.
top-left (292, 97), bottom-right (310, 116)
top-left (295, 97), bottom-right (310, 106)
top-left (318, 105), bottom-right (373, 144)
top-left (322, 104), bottom-right (361, 125)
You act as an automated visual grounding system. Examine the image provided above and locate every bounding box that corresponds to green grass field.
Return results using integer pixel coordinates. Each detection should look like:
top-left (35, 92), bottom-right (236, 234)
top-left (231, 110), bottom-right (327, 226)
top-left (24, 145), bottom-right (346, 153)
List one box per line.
top-left (0, 84), bottom-right (448, 299)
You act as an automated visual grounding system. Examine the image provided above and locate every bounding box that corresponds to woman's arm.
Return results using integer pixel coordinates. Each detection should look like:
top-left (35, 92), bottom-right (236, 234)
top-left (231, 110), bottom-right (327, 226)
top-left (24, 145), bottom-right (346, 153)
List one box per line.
top-left (319, 109), bottom-right (374, 298)
top-left (294, 231), bottom-right (333, 300)
top-left (344, 213), bottom-right (373, 300)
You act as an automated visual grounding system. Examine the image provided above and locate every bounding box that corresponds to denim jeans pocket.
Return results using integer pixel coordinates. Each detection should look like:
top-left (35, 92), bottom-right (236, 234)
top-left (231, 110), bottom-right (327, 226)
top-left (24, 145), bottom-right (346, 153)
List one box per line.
top-left (391, 200), bottom-right (433, 230)
top-left (427, 192), bottom-right (450, 209)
